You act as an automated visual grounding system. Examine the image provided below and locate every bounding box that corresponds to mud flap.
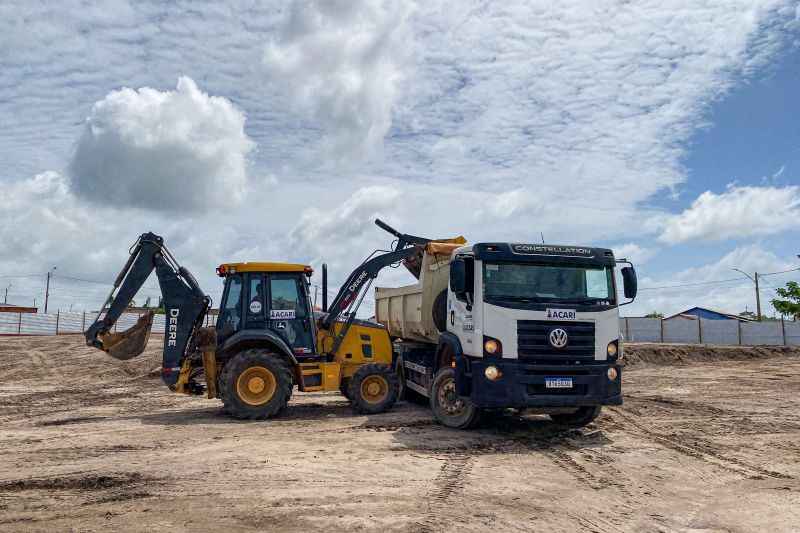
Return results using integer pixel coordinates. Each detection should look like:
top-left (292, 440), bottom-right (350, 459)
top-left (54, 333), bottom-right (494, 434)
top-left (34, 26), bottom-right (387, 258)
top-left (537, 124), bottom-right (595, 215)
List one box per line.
top-left (98, 311), bottom-right (154, 360)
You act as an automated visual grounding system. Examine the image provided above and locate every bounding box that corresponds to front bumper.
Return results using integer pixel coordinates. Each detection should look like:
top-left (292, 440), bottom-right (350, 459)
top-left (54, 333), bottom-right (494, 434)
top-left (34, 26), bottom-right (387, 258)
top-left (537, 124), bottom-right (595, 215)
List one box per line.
top-left (453, 356), bottom-right (622, 408)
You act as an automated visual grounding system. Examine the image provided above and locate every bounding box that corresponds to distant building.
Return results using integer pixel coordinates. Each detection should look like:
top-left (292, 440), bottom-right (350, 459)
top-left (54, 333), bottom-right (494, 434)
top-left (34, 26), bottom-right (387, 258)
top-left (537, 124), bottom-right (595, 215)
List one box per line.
top-left (664, 307), bottom-right (755, 322)
top-left (0, 303), bottom-right (38, 314)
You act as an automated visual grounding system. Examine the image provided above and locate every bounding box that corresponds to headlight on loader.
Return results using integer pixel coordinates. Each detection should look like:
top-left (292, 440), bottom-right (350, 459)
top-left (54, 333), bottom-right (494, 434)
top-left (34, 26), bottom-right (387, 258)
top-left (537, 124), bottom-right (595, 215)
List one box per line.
top-left (484, 365), bottom-right (501, 381)
top-left (607, 367), bottom-right (618, 381)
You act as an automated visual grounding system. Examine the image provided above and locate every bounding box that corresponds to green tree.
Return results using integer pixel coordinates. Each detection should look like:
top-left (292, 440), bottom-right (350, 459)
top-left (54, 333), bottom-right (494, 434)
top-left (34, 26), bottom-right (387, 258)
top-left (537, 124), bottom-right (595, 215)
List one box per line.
top-left (739, 310), bottom-right (757, 320)
top-left (645, 311), bottom-right (664, 318)
top-left (155, 297), bottom-right (166, 315)
top-left (772, 281), bottom-right (800, 319)
top-left (143, 297), bottom-right (151, 309)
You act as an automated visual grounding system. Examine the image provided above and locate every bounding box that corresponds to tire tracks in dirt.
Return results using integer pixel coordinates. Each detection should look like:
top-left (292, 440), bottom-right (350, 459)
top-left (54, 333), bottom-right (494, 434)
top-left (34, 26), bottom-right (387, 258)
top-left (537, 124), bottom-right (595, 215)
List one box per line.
top-left (414, 453), bottom-right (474, 533)
top-left (610, 408), bottom-right (791, 480)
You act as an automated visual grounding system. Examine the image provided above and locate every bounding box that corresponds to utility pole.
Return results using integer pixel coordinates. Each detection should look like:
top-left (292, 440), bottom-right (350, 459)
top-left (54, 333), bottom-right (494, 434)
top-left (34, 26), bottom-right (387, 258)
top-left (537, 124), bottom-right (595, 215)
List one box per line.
top-left (4, 284), bottom-right (10, 304)
top-left (754, 272), bottom-right (761, 321)
top-left (734, 269), bottom-right (761, 322)
top-left (44, 266), bottom-right (56, 314)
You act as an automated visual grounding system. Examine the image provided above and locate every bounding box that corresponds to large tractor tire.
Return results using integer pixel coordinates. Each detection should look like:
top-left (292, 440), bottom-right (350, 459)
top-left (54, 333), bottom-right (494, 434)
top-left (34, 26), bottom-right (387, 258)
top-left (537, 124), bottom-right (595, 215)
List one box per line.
top-left (349, 363), bottom-right (398, 415)
top-left (219, 349), bottom-right (292, 420)
top-left (550, 406), bottom-right (602, 428)
top-left (339, 377), bottom-right (352, 400)
top-left (432, 289), bottom-right (448, 333)
top-left (430, 367), bottom-right (482, 430)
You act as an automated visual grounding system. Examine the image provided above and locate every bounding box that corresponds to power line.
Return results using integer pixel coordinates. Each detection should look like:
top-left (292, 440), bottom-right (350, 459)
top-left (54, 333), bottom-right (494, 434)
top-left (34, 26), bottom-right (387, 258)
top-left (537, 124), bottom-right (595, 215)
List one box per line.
top-left (760, 267), bottom-right (800, 277)
top-left (634, 277), bottom-right (750, 291)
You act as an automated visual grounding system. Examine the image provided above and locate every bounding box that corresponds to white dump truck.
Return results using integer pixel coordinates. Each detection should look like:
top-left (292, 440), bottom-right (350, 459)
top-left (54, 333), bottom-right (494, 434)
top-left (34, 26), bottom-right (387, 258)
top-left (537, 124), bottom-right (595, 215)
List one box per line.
top-left (374, 226), bottom-right (638, 429)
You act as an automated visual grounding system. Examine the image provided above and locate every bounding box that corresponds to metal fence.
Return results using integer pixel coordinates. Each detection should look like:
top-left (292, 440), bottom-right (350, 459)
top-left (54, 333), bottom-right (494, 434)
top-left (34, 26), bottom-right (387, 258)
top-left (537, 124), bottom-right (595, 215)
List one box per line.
top-left (620, 317), bottom-right (800, 346)
top-left (1, 311), bottom-right (798, 346)
top-left (0, 311), bottom-right (216, 336)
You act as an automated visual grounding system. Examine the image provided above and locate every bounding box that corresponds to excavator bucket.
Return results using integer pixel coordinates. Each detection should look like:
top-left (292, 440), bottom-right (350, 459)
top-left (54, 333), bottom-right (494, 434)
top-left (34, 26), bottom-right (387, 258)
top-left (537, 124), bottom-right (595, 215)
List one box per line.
top-left (98, 311), bottom-right (154, 360)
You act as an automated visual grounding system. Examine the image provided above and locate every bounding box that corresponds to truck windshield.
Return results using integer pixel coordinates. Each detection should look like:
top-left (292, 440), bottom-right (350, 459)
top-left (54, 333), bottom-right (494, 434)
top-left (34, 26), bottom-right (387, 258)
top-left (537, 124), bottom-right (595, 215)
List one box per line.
top-left (483, 262), bottom-right (616, 304)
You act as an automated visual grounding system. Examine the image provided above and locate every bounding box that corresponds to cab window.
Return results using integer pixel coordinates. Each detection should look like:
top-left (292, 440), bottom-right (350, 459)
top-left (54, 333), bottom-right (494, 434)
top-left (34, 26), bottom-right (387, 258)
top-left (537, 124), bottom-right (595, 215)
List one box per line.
top-left (216, 274), bottom-right (242, 340)
top-left (247, 276), bottom-right (265, 315)
top-left (270, 277), bottom-right (305, 317)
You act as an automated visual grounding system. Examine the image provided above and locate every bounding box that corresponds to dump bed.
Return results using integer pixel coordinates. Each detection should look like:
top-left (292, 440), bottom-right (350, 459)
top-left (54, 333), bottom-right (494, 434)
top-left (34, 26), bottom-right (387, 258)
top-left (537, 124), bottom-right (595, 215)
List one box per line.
top-left (375, 241), bottom-right (464, 343)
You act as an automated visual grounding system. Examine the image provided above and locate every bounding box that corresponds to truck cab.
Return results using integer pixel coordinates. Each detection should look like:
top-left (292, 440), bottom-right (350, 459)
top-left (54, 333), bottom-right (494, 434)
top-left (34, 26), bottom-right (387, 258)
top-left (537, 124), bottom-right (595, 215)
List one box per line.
top-left (378, 241), bottom-right (637, 429)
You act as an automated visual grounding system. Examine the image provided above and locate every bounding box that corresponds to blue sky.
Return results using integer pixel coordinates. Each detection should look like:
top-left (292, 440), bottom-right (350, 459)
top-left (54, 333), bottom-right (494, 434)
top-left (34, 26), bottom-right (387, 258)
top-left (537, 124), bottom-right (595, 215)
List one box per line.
top-left (0, 1), bottom-right (798, 316)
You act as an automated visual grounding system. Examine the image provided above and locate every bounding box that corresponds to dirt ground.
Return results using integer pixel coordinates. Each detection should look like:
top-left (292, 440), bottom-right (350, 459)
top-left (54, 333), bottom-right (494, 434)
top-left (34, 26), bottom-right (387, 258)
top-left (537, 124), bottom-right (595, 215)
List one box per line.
top-left (0, 336), bottom-right (798, 532)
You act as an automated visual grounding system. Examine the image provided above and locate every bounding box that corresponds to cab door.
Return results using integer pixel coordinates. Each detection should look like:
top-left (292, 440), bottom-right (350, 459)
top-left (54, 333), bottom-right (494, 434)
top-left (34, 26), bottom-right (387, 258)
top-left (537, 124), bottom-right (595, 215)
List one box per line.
top-left (268, 274), bottom-right (315, 356)
top-left (244, 273), bottom-right (267, 331)
top-left (449, 255), bottom-right (478, 356)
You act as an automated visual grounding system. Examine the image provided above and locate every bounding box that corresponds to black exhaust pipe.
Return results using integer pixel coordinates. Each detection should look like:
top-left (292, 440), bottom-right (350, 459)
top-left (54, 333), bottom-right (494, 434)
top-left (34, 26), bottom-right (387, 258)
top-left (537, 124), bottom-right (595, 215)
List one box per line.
top-left (322, 263), bottom-right (328, 312)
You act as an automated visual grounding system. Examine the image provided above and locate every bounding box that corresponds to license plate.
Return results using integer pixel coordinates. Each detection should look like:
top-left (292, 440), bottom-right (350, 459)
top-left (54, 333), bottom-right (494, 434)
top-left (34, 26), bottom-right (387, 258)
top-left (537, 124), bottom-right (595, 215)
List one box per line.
top-left (545, 377), bottom-right (573, 389)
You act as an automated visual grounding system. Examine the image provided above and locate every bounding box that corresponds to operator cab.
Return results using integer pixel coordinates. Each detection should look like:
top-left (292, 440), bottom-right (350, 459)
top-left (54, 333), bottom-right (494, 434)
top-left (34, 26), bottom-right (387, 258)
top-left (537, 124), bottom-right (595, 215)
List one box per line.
top-left (216, 262), bottom-right (316, 356)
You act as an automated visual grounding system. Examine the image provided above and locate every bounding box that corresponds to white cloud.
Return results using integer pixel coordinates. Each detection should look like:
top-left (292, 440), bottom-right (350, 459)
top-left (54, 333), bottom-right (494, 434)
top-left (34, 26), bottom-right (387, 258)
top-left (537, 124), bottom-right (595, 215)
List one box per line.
top-left (659, 185), bottom-right (800, 244)
top-left (626, 244), bottom-right (796, 317)
top-left (1, 1), bottom-right (798, 315)
top-left (70, 77), bottom-right (255, 212)
top-left (613, 243), bottom-right (658, 264)
top-left (263, 0), bottom-right (413, 159)
top-left (289, 185), bottom-right (403, 265)
top-left (475, 189), bottom-right (544, 221)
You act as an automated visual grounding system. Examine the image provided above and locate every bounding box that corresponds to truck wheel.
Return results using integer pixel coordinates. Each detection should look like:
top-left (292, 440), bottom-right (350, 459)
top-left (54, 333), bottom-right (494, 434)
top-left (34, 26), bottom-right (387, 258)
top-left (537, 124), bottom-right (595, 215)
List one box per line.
top-left (339, 377), bottom-right (352, 400)
top-left (349, 363), bottom-right (398, 414)
top-left (550, 406), bottom-right (602, 428)
top-left (219, 349), bottom-right (292, 420)
top-left (432, 289), bottom-right (448, 332)
top-left (430, 367), bottom-right (482, 429)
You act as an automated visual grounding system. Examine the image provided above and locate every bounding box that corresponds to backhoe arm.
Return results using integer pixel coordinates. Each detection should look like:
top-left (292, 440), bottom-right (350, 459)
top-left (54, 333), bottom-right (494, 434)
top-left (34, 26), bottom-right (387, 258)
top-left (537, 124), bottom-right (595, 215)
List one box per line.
top-left (84, 232), bottom-right (211, 387)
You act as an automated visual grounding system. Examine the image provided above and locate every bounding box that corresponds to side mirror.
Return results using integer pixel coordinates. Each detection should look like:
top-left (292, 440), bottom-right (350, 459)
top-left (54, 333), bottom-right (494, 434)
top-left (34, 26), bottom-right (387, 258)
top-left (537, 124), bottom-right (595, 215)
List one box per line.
top-left (450, 258), bottom-right (466, 295)
top-left (621, 266), bottom-right (637, 299)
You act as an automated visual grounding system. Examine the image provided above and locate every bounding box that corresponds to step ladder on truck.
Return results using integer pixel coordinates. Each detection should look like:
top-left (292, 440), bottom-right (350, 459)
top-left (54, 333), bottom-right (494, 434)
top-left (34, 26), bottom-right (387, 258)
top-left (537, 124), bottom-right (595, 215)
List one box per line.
top-left (373, 221), bottom-right (638, 429)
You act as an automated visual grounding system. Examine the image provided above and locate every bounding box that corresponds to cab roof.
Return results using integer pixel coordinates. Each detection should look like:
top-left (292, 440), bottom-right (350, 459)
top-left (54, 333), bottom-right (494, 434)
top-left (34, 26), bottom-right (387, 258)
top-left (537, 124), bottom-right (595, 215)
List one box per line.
top-left (217, 262), bottom-right (312, 276)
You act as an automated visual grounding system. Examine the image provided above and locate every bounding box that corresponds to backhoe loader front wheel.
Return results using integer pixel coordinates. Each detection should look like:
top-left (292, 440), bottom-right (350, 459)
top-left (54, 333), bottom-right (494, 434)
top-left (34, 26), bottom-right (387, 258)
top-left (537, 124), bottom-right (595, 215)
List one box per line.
top-left (349, 363), bottom-right (398, 415)
top-left (219, 349), bottom-right (292, 420)
top-left (339, 377), bottom-right (352, 400)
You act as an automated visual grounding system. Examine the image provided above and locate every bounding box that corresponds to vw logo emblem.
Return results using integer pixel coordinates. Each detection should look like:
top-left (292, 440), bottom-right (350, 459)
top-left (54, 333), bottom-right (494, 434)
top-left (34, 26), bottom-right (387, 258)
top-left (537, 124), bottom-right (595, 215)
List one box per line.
top-left (549, 328), bottom-right (568, 348)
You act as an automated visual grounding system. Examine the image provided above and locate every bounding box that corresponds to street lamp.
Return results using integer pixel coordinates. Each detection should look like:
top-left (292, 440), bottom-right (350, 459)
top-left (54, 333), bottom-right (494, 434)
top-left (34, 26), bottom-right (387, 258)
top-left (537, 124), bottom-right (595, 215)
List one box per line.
top-left (733, 268), bottom-right (761, 321)
top-left (4, 284), bottom-right (10, 304)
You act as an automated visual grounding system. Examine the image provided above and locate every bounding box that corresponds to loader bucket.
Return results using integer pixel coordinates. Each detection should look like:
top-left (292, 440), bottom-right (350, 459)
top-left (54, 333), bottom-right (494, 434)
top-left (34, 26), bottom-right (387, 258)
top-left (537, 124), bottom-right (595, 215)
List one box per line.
top-left (98, 311), bottom-right (154, 360)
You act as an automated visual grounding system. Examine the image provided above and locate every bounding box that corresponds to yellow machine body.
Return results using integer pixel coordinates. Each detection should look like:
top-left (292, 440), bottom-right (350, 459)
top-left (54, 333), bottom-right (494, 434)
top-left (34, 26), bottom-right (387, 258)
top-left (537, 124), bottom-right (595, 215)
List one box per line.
top-left (315, 320), bottom-right (393, 366)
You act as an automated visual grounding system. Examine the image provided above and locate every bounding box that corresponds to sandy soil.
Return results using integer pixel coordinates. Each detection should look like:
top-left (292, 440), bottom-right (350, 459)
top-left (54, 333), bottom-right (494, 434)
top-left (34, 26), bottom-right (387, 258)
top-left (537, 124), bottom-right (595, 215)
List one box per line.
top-left (0, 336), bottom-right (798, 532)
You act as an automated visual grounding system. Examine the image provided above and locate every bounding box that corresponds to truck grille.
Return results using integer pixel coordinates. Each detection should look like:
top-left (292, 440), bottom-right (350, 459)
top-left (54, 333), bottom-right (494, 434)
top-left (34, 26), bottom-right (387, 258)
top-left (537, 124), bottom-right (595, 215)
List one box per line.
top-left (517, 320), bottom-right (596, 361)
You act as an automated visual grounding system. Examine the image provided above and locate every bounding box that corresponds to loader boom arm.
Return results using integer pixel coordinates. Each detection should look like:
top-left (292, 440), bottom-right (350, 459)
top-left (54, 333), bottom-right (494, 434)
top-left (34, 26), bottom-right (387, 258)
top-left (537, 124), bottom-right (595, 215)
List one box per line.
top-left (84, 232), bottom-right (211, 387)
top-left (318, 220), bottom-right (431, 356)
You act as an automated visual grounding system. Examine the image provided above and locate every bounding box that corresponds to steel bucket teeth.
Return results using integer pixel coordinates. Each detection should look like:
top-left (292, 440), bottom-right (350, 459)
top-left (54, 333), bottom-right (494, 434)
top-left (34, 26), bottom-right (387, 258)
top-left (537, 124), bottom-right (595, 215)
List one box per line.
top-left (99, 311), bottom-right (154, 360)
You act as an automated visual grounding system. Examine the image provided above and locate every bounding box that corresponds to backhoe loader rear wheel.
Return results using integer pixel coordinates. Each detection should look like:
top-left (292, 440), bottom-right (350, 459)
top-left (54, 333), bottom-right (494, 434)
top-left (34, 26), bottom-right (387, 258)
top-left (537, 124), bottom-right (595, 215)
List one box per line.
top-left (219, 349), bottom-right (292, 420)
top-left (349, 363), bottom-right (398, 415)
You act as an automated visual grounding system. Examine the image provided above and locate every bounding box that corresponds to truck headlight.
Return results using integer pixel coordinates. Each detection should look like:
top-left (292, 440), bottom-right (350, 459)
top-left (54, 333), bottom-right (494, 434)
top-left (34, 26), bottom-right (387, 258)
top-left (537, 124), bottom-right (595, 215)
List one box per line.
top-left (484, 365), bottom-right (501, 381)
top-left (607, 367), bottom-right (618, 381)
top-left (484, 337), bottom-right (502, 356)
top-left (607, 341), bottom-right (618, 359)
